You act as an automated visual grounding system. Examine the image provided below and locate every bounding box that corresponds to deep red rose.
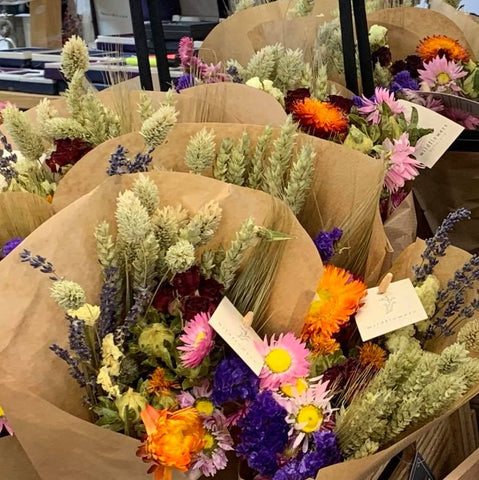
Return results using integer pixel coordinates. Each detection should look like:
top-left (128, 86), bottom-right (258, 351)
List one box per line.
top-left (371, 46), bottom-right (392, 67)
top-left (173, 266), bottom-right (201, 296)
top-left (46, 138), bottom-right (93, 173)
top-left (152, 284), bottom-right (175, 313)
top-left (182, 295), bottom-right (217, 321)
top-left (284, 88), bottom-right (311, 114)
top-left (199, 277), bottom-right (224, 302)
top-left (328, 95), bottom-right (354, 114)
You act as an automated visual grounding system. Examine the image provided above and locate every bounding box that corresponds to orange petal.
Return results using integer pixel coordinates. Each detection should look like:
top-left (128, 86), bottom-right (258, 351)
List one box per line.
top-left (141, 404), bottom-right (162, 436)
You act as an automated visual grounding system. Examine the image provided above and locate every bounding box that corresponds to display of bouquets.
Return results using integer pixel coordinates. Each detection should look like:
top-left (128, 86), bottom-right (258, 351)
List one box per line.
top-left (0, 171), bottom-right (321, 478)
top-left (51, 121), bottom-right (390, 285)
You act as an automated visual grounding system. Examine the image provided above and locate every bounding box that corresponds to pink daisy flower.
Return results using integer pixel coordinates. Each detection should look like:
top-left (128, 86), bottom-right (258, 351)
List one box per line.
top-left (256, 333), bottom-right (310, 391)
top-left (383, 133), bottom-right (423, 193)
top-left (418, 56), bottom-right (467, 93)
top-left (358, 87), bottom-right (405, 124)
top-left (0, 408), bottom-right (13, 436)
top-left (278, 380), bottom-right (334, 453)
top-left (404, 90), bottom-right (445, 113)
top-left (178, 312), bottom-right (215, 368)
top-left (191, 413), bottom-right (234, 477)
top-left (177, 379), bottom-right (216, 417)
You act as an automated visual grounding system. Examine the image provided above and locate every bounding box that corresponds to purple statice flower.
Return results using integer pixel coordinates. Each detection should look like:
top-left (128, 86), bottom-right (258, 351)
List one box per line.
top-left (67, 316), bottom-right (91, 361)
top-left (413, 208), bottom-right (471, 283)
top-left (313, 228), bottom-right (343, 263)
top-left (50, 344), bottom-right (86, 387)
top-left (237, 390), bottom-right (289, 476)
top-left (212, 354), bottom-right (260, 406)
top-left (191, 413), bottom-right (234, 477)
top-left (0, 134), bottom-right (18, 182)
top-left (176, 73), bottom-right (195, 92)
top-left (97, 266), bottom-right (121, 340)
top-left (20, 249), bottom-right (59, 280)
top-left (272, 431), bottom-right (342, 480)
top-left (390, 70), bottom-right (419, 93)
top-left (106, 145), bottom-right (153, 176)
top-left (2, 237), bottom-right (23, 258)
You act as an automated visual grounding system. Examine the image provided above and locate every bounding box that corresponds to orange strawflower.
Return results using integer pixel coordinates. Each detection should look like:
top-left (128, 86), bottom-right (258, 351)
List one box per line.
top-left (358, 342), bottom-right (386, 369)
top-left (137, 405), bottom-right (205, 480)
top-left (291, 98), bottom-right (348, 139)
top-left (46, 194), bottom-right (53, 203)
top-left (417, 36), bottom-right (470, 63)
top-left (147, 368), bottom-right (180, 396)
top-left (302, 265), bottom-right (367, 355)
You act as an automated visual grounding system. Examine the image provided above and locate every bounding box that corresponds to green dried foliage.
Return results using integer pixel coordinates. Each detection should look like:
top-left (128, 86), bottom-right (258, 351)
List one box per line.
top-left (185, 128), bottom-right (216, 174)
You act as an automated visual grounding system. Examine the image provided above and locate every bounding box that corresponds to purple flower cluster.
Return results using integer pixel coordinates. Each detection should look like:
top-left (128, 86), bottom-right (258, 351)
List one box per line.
top-left (176, 74), bottom-right (195, 92)
top-left (390, 71), bottom-right (419, 93)
top-left (2, 237), bottom-right (23, 259)
top-left (413, 208), bottom-right (471, 283)
top-left (97, 266), bottom-right (121, 340)
top-left (0, 134), bottom-right (18, 182)
top-left (106, 145), bottom-right (153, 176)
top-left (313, 227), bottom-right (343, 263)
top-left (50, 344), bottom-right (86, 387)
top-left (237, 391), bottom-right (289, 476)
top-left (67, 316), bottom-right (91, 361)
top-left (273, 431), bottom-right (342, 480)
top-left (212, 354), bottom-right (259, 405)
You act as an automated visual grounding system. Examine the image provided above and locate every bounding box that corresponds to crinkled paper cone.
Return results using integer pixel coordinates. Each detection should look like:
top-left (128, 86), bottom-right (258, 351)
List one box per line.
top-left (429, 0), bottom-right (479, 60)
top-left (384, 192), bottom-right (417, 262)
top-left (368, 7), bottom-right (475, 61)
top-left (313, 239), bottom-right (478, 480)
top-left (199, 0), bottom-right (338, 66)
top-left (0, 192), bottom-right (54, 246)
top-left (0, 171), bottom-right (321, 479)
top-left (52, 123), bottom-right (390, 284)
top-left (413, 151), bottom-right (479, 255)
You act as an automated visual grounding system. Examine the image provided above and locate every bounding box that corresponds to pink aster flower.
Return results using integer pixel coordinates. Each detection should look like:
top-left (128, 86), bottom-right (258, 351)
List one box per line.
top-left (443, 107), bottom-right (479, 130)
top-left (178, 312), bottom-right (215, 368)
top-left (256, 333), bottom-right (310, 391)
top-left (358, 87), bottom-right (405, 124)
top-left (191, 413), bottom-right (234, 477)
top-left (279, 380), bottom-right (334, 453)
top-left (403, 90), bottom-right (445, 113)
top-left (383, 133), bottom-right (423, 193)
top-left (177, 379), bottom-right (216, 418)
top-left (0, 407), bottom-right (13, 436)
top-left (418, 56), bottom-right (467, 93)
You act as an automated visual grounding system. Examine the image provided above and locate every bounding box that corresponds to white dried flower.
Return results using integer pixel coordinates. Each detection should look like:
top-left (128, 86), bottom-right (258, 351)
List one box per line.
top-left (61, 35), bottom-right (89, 80)
top-left (50, 280), bottom-right (86, 310)
top-left (140, 105), bottom-right (178, 149)
top-left (179, 201), bottom-right (222, 247)
top-left (67, 304), bottom-right (100, 327)
top-left (132, 175), bottom-right (159, 216)
top-left (165, 239), bottom-right (196, 273)
top-left (185, 128), bottom-right (216, 174)
top-left (457, 319), bottom-right (479, 353)
top-left (116, 190), bottom-right (152, 245)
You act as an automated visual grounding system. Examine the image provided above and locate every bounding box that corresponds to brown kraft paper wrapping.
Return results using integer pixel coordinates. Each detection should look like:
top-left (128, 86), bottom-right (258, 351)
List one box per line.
top-left (52, 124), bottom-right (390, 284)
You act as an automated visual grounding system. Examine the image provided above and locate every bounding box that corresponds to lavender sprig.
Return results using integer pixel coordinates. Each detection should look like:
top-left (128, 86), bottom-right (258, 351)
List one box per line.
top-left (0, 134), bottom-right (18, 182)
top-left (114, 288), bottom-right (151, 346)
top-left (67, 316), bottom-right (92, 361)
top-left (97, 266), bottom-right (121, 339)
top-left (413, 208), bottom-right (471, 283)
top-left (20, 249), bottom-right (60, 280)
top-left (106, 145), bottom-right (153, 176)
top-left (50, 344), bottom-right (86, 387)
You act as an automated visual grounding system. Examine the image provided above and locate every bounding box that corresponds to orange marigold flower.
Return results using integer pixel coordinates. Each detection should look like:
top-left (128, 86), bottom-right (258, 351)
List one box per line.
top-left (302, 265), bottom-right (367, 355)
top-left (417, 35), bottom-right (470, 63)
top-left (291, 97), bottom-right (349, 139)
top-left (358, 342), bottom-right (386, 369)
top-left (137, 405), bottom-right (205, 480)
top-left (147, 368), bottom-right (180, 396)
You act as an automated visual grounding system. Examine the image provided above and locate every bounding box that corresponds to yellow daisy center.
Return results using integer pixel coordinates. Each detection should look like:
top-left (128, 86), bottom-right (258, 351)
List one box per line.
top-left (281, 378), bottom-right (309, 397)
top-left (0, 406), bottom-right (4, 416)
top-left (194, 331), bottom-right (206, 346)
top-left (437, 72), bottom-right (451, 85)
top-left (265, 348), bottom-right (292, 373)
top-left (203, 432), bottom-right (215, 451)
top-left (296, 405), bottom-right (323, 433)
top-left (194, 398), bottom-right (214, 416)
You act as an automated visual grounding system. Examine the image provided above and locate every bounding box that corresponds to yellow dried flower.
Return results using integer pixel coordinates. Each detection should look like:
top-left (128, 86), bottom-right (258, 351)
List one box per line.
top-left (67, 304), bottom-right (100, 326)
top-left (359, 342), bottom-right (386, 369)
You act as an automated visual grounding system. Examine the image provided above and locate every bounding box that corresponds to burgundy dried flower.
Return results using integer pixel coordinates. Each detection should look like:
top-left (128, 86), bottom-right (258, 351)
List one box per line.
top-left (284, 88), bottom-right (311, 114)
top-left (405, 55), bottom-right (424, 79)
top-left (371, 46), bottom-right (392, 67)
top-left (173, 266), bottom-right (201, 296)
top-left (199, 277), bottom-right (224, 303)
top-left (46, 138), bottom-right (93, 173)
top-left (328, 95), bottom-right (354, 114)
top-left (390, 60), bottom-right (408, 77)
top-left (152, 284), bottom-right (175, 313)
top-left (182, 296), bottom-right (218, 321)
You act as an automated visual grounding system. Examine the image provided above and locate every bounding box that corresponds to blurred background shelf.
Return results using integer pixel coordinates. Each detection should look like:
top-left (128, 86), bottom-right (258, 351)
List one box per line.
top-left (0, 89), bottom-right (58, 109)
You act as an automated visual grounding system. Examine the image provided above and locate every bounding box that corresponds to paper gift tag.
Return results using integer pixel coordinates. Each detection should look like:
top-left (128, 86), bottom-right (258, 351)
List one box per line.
top-left (209, 297), bottom-right (264, 375)
top-left (398, 99), bottom-right (464, 169)
top-left (355, 278), bottom-right (428, 341)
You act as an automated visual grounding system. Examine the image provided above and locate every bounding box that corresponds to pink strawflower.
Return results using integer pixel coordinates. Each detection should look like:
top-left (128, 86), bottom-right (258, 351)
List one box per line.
top-left (278, 380), bottom-right (334, 453)
top-left (178, 36), bottom-right (195, 69)
top-left (0, 413), bottom-right (13, 436)
top-left (418, 56), bottom-right (467, 93)
top-left (191, 413), bottom-right (234, 477)
top-left (256, 333), bottom-right (310, 391)
top-left (443, 107), bottom-right (479, 130)
top-left (404, 90), bottom-right (445, 113)
top-left (178, 312), bottom-right (215, 368)
top-left (383, 133), bottom-right (423, 193)
top-left (358, 87), bottom-right (405, 124)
